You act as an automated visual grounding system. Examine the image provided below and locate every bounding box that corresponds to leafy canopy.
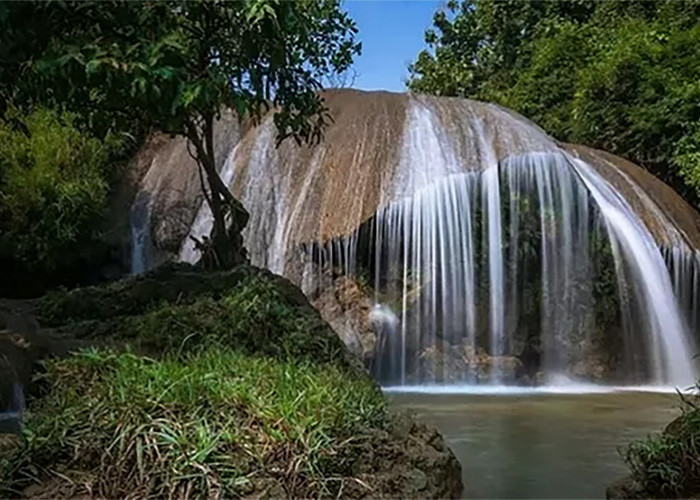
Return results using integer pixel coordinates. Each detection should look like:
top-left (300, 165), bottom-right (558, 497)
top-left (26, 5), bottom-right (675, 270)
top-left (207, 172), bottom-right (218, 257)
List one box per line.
top-left (1, 0), bottom-right (360, 143)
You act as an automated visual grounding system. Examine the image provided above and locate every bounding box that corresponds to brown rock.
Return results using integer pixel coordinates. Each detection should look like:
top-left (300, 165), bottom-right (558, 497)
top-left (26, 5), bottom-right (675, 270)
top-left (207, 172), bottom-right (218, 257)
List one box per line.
top-left (606, 476), bottom-right (646, 499)
top-left (313, 275), bottom-right (377, 361)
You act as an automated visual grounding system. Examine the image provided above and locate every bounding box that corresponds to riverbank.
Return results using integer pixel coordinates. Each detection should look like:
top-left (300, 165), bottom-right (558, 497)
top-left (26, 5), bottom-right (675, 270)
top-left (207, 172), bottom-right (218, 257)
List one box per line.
top-left (0, 264), bottom-right (462, 498)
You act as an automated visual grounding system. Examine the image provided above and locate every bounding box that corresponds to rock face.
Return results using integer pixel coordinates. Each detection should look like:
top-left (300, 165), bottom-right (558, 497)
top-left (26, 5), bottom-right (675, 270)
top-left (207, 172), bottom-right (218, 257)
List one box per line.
top-left (128, 111), bottom-right (243, 271)
top-left (127, 89), bottom-right (700, 387)
top-left (344, 412), bottom-right (464, 499)
top-left (419, 345), bottom-right (524, 384)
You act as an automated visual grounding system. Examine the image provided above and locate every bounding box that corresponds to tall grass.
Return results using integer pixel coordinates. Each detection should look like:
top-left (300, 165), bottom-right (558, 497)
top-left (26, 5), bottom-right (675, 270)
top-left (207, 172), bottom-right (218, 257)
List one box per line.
top-left (1, 348), bottom-right (386, 498)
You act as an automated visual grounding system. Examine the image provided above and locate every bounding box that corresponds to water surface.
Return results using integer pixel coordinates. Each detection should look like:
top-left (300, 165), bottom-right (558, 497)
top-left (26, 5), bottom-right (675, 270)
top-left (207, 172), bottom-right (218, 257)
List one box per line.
top-left (389, 390), bottom-right (680, 499)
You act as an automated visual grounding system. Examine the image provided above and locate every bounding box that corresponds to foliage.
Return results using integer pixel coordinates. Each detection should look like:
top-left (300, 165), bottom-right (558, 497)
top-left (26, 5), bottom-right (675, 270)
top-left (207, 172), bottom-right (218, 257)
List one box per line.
top-left (89, 274), bottom-right (352, 368)
top-left (0, 347), bottom-right (386, 498)
top-left (0, 0), bottom-right (361, 268)
top-left (0, 108), bottom-right (122, 295)
top-left (408, 0), bottom-right (700, 205)
top-left (674, 122), bottom-right (700, 200)
top-left (37, 265), bottom-right (354, 369)
top-left (624, 403), bottom-right (700, 498)
top-left (1, 0), bottom-right (360, 143)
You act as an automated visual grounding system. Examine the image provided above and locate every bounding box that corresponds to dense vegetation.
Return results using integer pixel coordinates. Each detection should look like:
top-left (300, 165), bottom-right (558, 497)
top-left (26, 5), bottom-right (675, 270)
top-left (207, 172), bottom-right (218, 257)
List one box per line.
top-left (408, 0), bottom-right (700, 206)
top-left (0, 265), bottom-right (460, 498)
top-left (0, 108), bottom-right (128, 295)
top-left (622, 401), bottom-right (700, 498)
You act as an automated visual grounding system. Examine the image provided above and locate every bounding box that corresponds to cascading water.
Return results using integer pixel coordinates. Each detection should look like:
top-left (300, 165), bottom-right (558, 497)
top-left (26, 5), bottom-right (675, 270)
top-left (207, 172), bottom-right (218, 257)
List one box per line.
top-left (164, 90), bottom-right (699, 389)
top-left (129, 191), bottom-right (152, 274)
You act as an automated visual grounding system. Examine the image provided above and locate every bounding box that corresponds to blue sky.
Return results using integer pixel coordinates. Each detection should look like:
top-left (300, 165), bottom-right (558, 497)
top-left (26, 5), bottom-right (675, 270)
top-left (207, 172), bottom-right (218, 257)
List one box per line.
top-left (343, 0), bottom-right (443, 92)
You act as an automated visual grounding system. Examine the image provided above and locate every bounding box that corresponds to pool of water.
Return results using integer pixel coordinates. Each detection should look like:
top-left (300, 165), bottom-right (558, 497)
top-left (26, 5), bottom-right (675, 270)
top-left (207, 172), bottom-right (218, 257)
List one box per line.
top-left (388, 390), bottom-right (681, 499)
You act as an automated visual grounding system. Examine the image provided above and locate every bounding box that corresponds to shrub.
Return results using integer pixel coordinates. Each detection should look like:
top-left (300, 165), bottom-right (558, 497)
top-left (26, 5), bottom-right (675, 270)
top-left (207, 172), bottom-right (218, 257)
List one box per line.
top-left (674, 122), bottom-right (700, 200)
top-left (624, 404), bottom-right (700, 498)
top-left (0, 107), bottom-right (122, 295)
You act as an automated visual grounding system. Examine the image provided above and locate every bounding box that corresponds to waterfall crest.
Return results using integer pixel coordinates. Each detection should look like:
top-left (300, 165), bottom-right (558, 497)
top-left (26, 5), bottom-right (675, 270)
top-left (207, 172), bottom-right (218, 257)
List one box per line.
top-left (139, 89), bottom-right (700, 388)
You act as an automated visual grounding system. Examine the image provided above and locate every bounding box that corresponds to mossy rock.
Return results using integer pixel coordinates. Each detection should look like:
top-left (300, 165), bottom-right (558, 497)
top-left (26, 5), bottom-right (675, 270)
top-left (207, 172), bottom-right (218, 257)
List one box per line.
top-left (1, 264), bottom-right (463, 499)
top-left (33, 264), bottom-right (360, 371)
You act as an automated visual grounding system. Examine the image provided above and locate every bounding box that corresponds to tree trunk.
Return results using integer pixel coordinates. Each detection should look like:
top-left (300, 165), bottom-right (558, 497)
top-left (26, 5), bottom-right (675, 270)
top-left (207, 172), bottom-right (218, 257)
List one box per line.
top-left (187, 115), bottom-right (249, 269)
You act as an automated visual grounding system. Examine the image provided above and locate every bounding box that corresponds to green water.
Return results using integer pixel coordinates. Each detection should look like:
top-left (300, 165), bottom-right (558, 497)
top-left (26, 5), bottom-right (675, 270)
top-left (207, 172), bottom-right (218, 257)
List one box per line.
top-left (389, 391), bottom-right (680, 499)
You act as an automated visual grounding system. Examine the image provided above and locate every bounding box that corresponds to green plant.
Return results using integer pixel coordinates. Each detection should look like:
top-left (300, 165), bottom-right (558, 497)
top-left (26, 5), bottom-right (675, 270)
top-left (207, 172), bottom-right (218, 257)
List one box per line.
top-left (0, 107), bottom-right (122, 294)
top-left (624, 406), bottom-right (700, 497)
top-left (0, 347), bottom-right (386, 498)
top-left (674, 121), bottom-right (700, 199)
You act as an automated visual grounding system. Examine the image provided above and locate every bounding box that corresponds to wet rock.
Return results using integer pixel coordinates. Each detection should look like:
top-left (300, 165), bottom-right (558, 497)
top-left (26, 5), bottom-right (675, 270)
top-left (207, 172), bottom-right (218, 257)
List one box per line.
top-left (408, 468), bottom-right (427, 491)
top-left (342, 415), bottom-right (463, 499)
top-left (313, 275), bottom-right (377, 361)
top-left (606, 476), bottom-right (646, 499)
top-left (420, 344), bottom-right (523, 383)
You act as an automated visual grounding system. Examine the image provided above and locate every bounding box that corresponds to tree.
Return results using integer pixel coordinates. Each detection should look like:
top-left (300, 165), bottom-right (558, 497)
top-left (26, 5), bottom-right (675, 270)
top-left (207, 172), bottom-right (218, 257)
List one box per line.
top-left (0, 0), bottom-right (360, 268)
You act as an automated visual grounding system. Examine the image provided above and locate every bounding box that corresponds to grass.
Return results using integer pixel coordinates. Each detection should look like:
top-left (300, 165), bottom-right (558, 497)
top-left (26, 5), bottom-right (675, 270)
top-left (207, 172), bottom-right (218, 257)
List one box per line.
top-left (0, 265), bottom-right (397, 498)
top-left (0, 347), bottom-right (387, 498)
top-left (0, 266), bottom-right (463, 498)
top-left (624, 399), bottom-right (700, 498)
top-left (44, 268), bottom-right (355, 370)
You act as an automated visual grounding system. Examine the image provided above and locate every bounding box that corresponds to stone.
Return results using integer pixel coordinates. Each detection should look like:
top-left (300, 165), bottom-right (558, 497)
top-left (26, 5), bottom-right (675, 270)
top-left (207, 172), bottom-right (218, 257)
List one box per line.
top-left (419, 344), bottom-right (524, 383)
top-left (408, 468), bottom-right (428, 491)
top-left (606, 476), bottom-right (646, 499)
top-left (313, 275), bottom-right (377, 361)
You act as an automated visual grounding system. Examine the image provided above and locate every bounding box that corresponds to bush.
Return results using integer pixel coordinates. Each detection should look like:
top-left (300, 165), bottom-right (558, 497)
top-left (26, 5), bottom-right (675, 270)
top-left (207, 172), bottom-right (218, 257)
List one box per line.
top-left (0, 107), bottom-right (122, 295)
top-left (624, 404), bottom-right (700, 498)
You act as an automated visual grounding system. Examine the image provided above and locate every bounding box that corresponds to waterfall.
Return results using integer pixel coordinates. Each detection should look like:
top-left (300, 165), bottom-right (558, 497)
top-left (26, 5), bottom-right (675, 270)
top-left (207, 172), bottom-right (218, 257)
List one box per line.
top-left (163, 90), bottom-right (699, 389)
top-left (129, 191), bottom-right (152, 274)
top-left (0, 383), bottom-right (24, 434)
top-left (571, 157), bottom-right (694, 385)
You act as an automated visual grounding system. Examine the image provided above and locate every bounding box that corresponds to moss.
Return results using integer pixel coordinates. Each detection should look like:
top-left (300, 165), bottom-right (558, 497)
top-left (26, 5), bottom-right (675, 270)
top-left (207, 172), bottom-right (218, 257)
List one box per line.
top-left (51, 272), bottom-right (351, 369)
top-left (37, 263), bottom-right (252, 326)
